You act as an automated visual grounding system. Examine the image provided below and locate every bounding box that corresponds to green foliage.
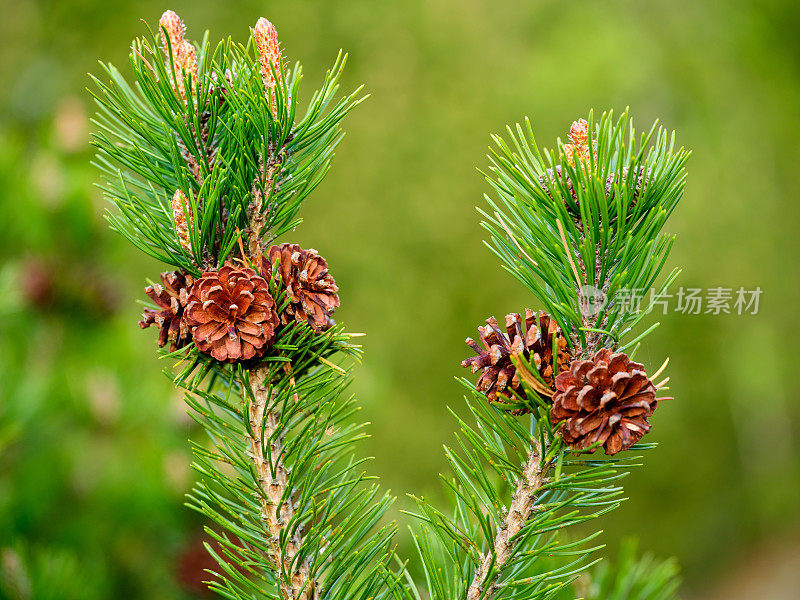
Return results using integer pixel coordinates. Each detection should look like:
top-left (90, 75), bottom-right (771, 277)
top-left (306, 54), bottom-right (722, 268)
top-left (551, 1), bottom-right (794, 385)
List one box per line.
top-left (481, 110), bottom-right (689, 350)
top-left (405, 113), bottom-right (687, 599)
top-left (408, 377), bottom-right (655, 600)
top-left (0, 543), bottom-right (107, 600)
top-left (176, 326), bottom-right (399, 599)
top-left (88, 15), bottom-right (398, 600)
top-left (584, 539), bottom-right (680, 600)
top-left (91, 23), bottom-right (364, 273)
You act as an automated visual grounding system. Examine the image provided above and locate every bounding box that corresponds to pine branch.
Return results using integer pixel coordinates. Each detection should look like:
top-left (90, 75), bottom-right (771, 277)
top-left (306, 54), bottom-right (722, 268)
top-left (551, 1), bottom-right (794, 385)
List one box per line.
top-left (409, 380), bottom-right (647, 600)
top-left (91, 12), bottom-right (398, 600)
top-left (91, 18), bottom-right (365, 274)
top-left (408, 111), bottom-right (688, 599)
top-left (180, 326), bottom-right (399, 600)
top-left (480, 110), bottom-right (688, 351)
top-left (246, 363), bottom-right (314, 600)
top-left (466, 440), bottom-right (548, 600)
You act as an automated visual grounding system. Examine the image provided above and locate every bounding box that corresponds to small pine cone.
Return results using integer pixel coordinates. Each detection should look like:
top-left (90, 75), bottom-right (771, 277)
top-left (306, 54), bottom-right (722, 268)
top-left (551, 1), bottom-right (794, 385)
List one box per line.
top-left (158, 10), bottom-right (197, 101)
top-left (177, 40), bottom-right (199, 98)
top-left (262, 244), bottom-right (339, 332)
top-left (550, 348), bottom-right (658, 455)
top-left (561, 119), bottom-right (597, 167)
top-left (184, 265), bottom-right (279, 363)
top-left (462, 310), bottom-right (572, 415)
top-left (539, 119), bottom-right (599, 203)
top-left (139, 270), bottom-right (194, 351)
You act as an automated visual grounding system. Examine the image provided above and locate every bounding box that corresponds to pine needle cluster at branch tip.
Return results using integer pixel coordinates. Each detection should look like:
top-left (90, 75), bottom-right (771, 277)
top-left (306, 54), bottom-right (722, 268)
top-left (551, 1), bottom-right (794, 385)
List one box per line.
top-left (540, 119), bottom-right (653, 216)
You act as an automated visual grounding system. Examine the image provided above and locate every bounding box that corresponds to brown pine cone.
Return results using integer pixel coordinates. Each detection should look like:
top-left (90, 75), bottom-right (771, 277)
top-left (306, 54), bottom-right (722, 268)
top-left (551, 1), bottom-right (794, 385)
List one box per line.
top-left (462, 310), bottom-right (571, 415)
top-left (262, 243), bottom-right (339, 333)
top-left (139, 270), bottom-right (194, 351)
top-left (184, 265), bottom-right (279, 362)
top-left (550, 348), bottom-right (658, 455)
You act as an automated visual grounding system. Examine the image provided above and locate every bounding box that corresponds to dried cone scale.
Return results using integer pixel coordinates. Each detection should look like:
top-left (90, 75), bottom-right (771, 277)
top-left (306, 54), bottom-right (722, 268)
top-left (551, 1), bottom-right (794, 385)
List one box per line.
top-left (550, 348), bottom-right (658, 455)
top-left (139, 270), bottom-right (194, 352)
top-left (263, 243), bottom-right (339, 332)
top-left (462, 310), bottom-right (571, 415)
top-left (184, 265), bottom-right (279, 362)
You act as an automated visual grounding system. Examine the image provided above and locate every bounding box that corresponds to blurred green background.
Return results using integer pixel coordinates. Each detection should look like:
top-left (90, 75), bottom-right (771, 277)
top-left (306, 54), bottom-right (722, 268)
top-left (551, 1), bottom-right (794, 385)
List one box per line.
top-left (1, 0), bottom-right (799, 598)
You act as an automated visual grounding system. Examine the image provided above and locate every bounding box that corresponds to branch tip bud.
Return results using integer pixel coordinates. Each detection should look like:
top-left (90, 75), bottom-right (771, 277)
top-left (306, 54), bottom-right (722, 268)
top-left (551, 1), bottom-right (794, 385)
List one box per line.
top-left (254, 17), bottom-right (282, 90)
top-left (172, 189), bottom-right (194, 250)
top-left (159, 10), bottom-right (185, 53)
top-left (561, 118), bottom-right (596, 167)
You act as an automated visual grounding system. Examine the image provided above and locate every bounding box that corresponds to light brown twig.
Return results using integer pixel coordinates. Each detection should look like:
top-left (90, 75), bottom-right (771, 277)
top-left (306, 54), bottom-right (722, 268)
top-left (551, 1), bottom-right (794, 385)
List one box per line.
top-left (466, 441), bottom-right (550, 600)
top-left (247, 365), bottom-right (315, 600)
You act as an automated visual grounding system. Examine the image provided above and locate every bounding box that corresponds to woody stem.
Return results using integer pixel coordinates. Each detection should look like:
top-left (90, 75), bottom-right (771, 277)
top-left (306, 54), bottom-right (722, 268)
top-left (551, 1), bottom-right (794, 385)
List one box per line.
top-left (466, 440), bottom-right (551, 600)
top-left (574, 237), bottom-right (607, 358)
top-left (247, 363), bottom-right (315, 600)
top-left (248, 145), bottom-right (281, 262)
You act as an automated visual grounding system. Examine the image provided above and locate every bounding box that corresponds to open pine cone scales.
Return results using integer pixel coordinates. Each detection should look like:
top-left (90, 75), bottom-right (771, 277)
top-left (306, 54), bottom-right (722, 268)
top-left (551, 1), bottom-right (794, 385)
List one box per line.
top-left (139, 270), bottom-right (194, 351)
top-left (462, 310), bottom-right (571, 415)
top-left (184, 265), bottom-right (279, 362)
top-left (550, 348), bottom-right (658, 455)
top-left (263, 243), bottom-right (339, 332)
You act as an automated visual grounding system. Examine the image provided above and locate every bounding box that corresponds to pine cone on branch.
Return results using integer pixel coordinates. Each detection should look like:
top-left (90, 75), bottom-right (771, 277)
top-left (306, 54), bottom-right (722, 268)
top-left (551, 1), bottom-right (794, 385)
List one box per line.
top-left (139, 270), bottom-right (194, 351)
top-left (550, 348), bottom-right (658, 455)
top-left (184, 265), bottom-right (279, 362)
top-left (262, 243), bottom-right (339, 333)
top-left (462, 310), bottom-right (571, 415)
